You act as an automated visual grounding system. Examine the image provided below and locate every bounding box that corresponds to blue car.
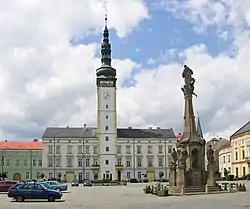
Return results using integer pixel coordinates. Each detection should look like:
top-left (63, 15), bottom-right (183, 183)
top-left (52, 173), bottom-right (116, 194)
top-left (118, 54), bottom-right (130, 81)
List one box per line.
top-left (7, 182), bottom-right (62, 202)
top-left (45, 181), bottom-right (68, 191)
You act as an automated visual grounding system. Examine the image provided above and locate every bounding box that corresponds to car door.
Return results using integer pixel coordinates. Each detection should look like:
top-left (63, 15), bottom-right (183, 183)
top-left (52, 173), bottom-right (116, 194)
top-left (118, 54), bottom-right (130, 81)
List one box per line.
top-left (32, 184), bottom-right (45, 199)
top-left (20, 184), bottom-right (33, 199)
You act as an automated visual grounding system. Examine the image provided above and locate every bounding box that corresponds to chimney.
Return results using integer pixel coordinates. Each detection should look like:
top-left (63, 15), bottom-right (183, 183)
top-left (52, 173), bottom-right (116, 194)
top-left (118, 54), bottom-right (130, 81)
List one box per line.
top-left (149, 127), bottom-right (152, 129)
top-left (4, 140), bottom-right (7, 142)
top-left (33, 139), bottom-right (38, 142)
top-left (178, 133), bottom-right (182, 135)
top-left (128, 127), bottom-right (132, 129)
top-left (157, 127), bottom-right (161, 130)
top-left (66, 126), bottom-right (69, 128)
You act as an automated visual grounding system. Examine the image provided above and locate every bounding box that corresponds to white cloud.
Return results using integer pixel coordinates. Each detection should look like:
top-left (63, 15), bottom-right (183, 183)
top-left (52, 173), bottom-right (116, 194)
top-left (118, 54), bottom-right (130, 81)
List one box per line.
top-left (1, 0), bottom-right (250, 142)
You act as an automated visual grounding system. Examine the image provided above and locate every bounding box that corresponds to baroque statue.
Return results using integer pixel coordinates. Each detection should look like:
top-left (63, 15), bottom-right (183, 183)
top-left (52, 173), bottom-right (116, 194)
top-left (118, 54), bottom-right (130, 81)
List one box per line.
top-left (181, 65), bottom-right (197, 97)
top-left (168, 148), bottom-right (178, 168)
top-left (207, 145), bottom-right (214, 165)
top-left (177, 146), bottom-right (188, 167)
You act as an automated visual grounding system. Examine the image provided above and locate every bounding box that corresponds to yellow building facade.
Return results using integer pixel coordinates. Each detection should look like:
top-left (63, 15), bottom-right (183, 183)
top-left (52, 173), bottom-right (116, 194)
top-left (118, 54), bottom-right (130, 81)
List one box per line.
top-left (230, 121), bottom-right (250, 177)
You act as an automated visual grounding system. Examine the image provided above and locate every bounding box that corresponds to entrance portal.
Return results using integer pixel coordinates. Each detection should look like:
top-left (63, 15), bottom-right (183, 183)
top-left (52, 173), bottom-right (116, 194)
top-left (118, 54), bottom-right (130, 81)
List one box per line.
top-left (13, 172), bottom-right (21, 180)
top-left (117, 170), bottom-right (121, 182)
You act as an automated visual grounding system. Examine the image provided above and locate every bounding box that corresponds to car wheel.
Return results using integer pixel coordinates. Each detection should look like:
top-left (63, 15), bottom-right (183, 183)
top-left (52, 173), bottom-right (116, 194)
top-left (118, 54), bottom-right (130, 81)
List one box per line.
top-left (56, 188), bottom-right (61, 191)
top-left (48, 195), bottom-right (55, 202)
top-left (16, 195), bottom-right (24, 202)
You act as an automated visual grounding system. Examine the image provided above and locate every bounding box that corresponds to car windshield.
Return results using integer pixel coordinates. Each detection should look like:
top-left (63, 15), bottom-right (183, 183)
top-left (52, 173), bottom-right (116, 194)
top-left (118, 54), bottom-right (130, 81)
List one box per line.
top-left (41, 182), bottom-right (52, 189)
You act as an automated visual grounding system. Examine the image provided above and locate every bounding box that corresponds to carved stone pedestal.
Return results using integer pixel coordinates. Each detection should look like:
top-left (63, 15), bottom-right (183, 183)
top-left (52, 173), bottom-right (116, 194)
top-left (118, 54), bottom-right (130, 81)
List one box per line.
top-left (207, 164), bottom-right (215, 187)
top-left (169, 164), bottom-right (177, 187)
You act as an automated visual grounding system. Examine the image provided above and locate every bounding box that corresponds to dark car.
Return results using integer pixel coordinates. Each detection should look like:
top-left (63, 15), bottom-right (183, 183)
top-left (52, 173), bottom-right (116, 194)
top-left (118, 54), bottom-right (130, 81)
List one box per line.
top-left (71, 180), bottom-right (79, 187)
top-left (0, 180), bottom-right (18, 192)
top-left (83, 180), bottom-right (92, 187)
top-left (7, 182), bottom-right (63, 202)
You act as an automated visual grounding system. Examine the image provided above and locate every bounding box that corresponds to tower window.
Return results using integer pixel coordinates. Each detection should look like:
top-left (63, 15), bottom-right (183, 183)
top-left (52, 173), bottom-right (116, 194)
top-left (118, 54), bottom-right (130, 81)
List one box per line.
top-left (106, 160), bottom-right (109, 165)
top-left (105, 136), bottom-right (109, 141)
top-left (106, 105), bottom-right (108, 109)
top-left (105, 126), bottom-right (108, 130)
top-left (106, 147), bottom-right (109, 152)
top-left (106, 115), bottom-right (108, 119)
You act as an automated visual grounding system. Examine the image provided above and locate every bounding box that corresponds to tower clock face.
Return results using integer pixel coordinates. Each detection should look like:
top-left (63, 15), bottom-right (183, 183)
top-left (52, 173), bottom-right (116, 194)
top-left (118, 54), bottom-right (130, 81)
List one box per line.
top-left (103, 93), bottom-right (110, 100)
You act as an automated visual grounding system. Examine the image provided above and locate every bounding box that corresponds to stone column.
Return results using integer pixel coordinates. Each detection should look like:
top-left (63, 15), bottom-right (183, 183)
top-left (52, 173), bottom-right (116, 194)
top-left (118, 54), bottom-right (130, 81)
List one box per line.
top-left (177, 165), bottom-right (186, 188)
top-left (207, 164), bottom-right (215, 187)
top-left (169, 164), bottom-right (177, 187)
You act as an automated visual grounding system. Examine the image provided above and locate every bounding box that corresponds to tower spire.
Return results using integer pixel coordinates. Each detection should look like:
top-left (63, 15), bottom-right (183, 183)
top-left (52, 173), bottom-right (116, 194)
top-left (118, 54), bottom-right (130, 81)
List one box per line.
top-left (101, 13), bottom-right (111, 66)
top-left (196, 113), bottom-right (204, 139)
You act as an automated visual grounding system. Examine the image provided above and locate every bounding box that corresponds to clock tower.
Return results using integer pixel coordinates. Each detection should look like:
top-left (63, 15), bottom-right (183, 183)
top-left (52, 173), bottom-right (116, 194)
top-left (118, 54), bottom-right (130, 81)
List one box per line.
top-left (96, 15), bottom-right (117, 180)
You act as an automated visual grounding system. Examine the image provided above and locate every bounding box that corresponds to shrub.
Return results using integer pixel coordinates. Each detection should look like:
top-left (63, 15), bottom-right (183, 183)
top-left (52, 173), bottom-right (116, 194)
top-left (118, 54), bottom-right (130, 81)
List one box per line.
top-left (130, 178), bottom-right (139, 183)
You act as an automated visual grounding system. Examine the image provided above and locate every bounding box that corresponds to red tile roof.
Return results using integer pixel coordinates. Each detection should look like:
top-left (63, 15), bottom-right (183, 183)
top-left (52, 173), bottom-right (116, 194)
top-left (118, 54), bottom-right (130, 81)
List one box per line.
top-left (0, 141), bottom-right (42, 150)
top-left (177, 134), bottom-right (183, 141)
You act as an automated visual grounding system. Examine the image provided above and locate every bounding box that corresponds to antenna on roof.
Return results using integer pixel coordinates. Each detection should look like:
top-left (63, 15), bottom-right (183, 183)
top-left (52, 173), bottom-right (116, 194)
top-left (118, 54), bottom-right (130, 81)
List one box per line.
top-left (103, 0), bottom-right (108, 28)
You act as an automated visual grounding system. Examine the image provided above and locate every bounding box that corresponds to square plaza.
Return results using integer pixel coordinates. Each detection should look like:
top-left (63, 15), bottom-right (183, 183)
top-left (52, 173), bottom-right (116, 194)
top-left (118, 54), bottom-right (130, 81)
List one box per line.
top-left (1, 183), bottom-right (250, 209)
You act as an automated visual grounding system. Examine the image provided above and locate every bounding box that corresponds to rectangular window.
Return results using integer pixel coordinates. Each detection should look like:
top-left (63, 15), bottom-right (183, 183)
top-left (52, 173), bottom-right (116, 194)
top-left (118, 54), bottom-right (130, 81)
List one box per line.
top-left (126, 145), bottom-right (131, 154)
top-left (6, 159), bottom-right (10, 166)
top-left (147, 145), bottom-right (152, 154)
top-left (137, 157), bottom-right (142, 167)
top-left (136, 145), bottom-right (142, 154)
top-left (228, 155), bottom-right (230, 163)
top-left (105, 160), bottom-right (109, 165)
top-left (48, 158), bottom-right (53, 167)
top-left (78, 158), bottom-right (83, 167)
top-left (86, 158), bottom-right (90, 167)
top-left (126, 160), bottom-right (131, 167)
top-left (158, 145), bottom-right (163, 154)
top-left (168, 145), bottom-right (173, 153)
top-left (85, 146), bottom-right (90, 154)
top-left (235, 151), bottom-right (238, 160)
top-left (105, 136), bottom-right (109, 141)
top-left (106, 105), bottom-right (108, 109)
top-left (26, 172), bottom-right (30, 179)
top-left (106, 147), bottom-right (109, 152)
top-left (67, 145), bottom-right (72, 154)
top-left (78, 173), bottom-right (82, 182)
top-left (16, 159), bottom-right (20, 166)
top-left (37, 172), bottom-right (40, 179)
top-left (117, 158), bottom-right (122, 165)
top-left (147, 158), bottom-right (153, 167)
top-left (39, 159), bottom-right (42, 166)
top-left (106, 115), bottom-right (108, 119)
top-left (33, 159), bottom-right (36, 166)
top-left (138, 172), bottom-right (142, 179)
top-left (67, 158), bottom-right (73, 167)
top-left (56, 145), bottom-right (61, 154)
top-left (48, 145), bottom-right (53, 154)
top-left (78, 145), bottom-right (83, 154)
top-left (86, 172), bottom-right (90, 180)
top-left (93, 158), bottom-right (98, 165)
top-left (105, 126), bottom-right (108, 130)
top-left (56, 158), bottom-right (61, 167)
top-left (117, 145), bottom-right (122, 154)
top-left (223, 156), bottom-right (225, 163)
top-left (242, 150), bottom-right (245, 159)
top-left (127, 172), bottom-right (131, 179)
top-left (158, 157), bottom-right (163, 167)
top-left (93, 146), bottom-right (98, 154)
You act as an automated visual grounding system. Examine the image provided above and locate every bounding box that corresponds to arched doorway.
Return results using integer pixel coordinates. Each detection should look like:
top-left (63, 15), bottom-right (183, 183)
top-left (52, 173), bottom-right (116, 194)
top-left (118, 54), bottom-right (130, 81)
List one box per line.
top-left (117, 170), bottom-right (121, 182)
top-left (13, 172), bottom-right (21, 180)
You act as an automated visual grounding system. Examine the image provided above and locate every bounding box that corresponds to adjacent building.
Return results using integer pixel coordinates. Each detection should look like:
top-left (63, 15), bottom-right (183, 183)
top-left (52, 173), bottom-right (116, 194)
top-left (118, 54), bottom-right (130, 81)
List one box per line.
top-left (218, 140), bottom-right (231, 177)
top-left (41, 126), bottom-right (176, 182)
top-left (0, 140), bottom-right (42, 180)
top-left (230, 120), bottom-right (250, 177)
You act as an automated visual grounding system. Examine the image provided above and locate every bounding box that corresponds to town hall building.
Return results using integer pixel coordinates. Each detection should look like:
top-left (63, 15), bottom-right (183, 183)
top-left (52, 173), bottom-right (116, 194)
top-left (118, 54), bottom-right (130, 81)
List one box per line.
top-left (41, 16), bottom-right (177, 182)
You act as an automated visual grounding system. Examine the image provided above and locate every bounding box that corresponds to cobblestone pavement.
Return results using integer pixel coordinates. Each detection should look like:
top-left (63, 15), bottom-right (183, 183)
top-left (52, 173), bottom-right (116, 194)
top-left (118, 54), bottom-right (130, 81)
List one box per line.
top-left (1, 183), bottom-right (250, 209)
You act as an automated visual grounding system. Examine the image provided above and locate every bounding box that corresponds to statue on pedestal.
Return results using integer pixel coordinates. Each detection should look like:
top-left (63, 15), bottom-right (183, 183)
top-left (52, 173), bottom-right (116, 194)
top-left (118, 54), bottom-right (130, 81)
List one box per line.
top-left (168, 148), bottom-right (178, 169)
top-left (177, 146), bottom-right (188, 167)
top-left (181, 65), bottom-right (197, 97)
top-left (207, 145), bottom-right (214, 166)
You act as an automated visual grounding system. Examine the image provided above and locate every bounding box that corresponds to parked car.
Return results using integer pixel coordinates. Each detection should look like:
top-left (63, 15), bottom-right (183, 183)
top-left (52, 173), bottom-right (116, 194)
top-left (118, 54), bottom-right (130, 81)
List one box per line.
top-left (0, 180), bottom-right (18, 192)
top-left (83, 180), bottom-right (92, 187)
top-left (7, 182), bottom-right (62, 202)
top-left (71, 180), bottom-right (79, 187)
top-left (45, 181), bottom-right (67, 191)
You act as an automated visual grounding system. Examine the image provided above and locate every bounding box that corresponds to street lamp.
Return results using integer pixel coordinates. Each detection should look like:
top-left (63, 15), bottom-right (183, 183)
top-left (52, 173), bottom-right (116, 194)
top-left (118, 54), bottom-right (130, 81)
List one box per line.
top-left (132, 138), bottom-right (136, 179)
top-left (1, 150), bottom-right (4, 176)
top-left (164, 139), bottom-right (167, 178)
top-left (82, 124), bottom-right (87, 182)
top-left (52, 134), bottom-right (57, 178)
top-left (30, 150), bottom-right (33, 180)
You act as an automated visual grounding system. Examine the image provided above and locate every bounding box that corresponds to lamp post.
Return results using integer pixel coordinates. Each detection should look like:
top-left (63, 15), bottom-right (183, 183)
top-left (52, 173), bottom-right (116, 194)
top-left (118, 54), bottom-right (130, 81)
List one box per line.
top-left (132, 138), bottom-right (136, 179)
top-left (82, 124), bottom-right (87, 182)
top-left (52, 134), bottom-right (56, 178)
top-left (1, 150), bottom-right (4, 176)
top-left (30, 150), bottom-right (33, 180)
top-left (164, 139), bottom-right (167, 178)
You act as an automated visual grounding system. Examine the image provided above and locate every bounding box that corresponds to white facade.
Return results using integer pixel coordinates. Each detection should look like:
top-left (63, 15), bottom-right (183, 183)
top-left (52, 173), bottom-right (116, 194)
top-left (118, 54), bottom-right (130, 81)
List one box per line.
top-left (97, 85), bottom-right (117, 180)
top-left (219, 145), bottom-right (232, 177)
top-left (41, 127), bottom-right (176, 182)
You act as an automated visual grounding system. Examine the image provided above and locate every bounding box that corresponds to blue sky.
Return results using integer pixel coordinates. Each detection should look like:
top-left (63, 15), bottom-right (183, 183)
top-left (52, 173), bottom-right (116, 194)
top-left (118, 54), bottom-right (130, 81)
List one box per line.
top-left (71, 8), bottom-right (232, 68)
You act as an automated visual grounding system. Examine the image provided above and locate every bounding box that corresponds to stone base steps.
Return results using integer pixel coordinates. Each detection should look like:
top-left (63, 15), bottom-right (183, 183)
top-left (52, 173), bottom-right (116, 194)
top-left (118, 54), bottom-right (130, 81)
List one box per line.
top-left (185, 186), bottom-right (205, 193)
